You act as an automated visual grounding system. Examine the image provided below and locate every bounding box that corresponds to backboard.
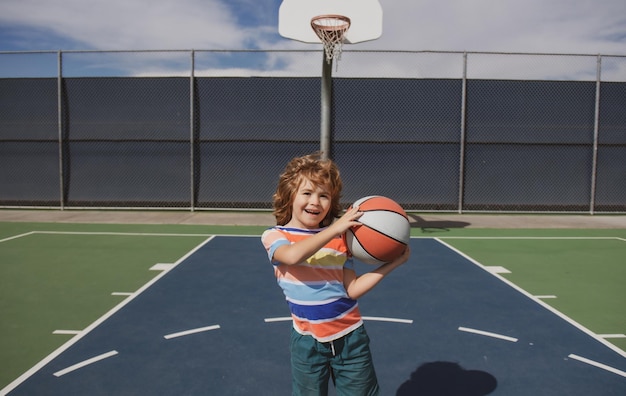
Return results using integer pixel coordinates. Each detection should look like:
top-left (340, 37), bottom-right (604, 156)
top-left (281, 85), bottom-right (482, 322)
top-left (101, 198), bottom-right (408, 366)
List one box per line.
top-left (278, 0), bottom-right (383, 44)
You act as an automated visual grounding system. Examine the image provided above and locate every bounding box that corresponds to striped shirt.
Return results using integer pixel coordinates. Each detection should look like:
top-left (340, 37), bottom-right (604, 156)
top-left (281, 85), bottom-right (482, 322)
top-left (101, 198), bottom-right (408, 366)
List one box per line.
top-left (261, 226), bottom-right (363, 342)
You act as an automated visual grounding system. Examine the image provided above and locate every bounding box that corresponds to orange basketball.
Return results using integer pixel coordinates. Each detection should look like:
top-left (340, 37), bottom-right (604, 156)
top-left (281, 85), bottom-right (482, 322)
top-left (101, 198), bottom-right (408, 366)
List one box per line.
top-left (345, 196), bottom-right (410, 265)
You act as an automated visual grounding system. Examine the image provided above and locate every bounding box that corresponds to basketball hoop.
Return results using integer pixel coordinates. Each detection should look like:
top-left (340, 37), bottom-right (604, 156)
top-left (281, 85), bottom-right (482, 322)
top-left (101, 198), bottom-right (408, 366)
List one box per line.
top-left (310, 14), bottom-right (351, 64)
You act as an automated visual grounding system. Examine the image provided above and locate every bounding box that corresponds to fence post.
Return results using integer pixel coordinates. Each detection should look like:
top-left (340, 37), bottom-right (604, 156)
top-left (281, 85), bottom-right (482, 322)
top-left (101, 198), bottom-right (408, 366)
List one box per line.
top-left (457, 52), bottom-right (468, 214)
top-left (57, 50), bottom-right (64, 210)
top-left (589, 54), bottom-right (602, 215)
top-left (190, 50), bottom-right (196, 212)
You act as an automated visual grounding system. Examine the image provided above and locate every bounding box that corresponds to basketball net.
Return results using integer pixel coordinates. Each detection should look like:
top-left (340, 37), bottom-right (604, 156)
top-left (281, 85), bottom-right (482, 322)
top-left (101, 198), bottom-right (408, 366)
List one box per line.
top-left (310, 15), bottom-right (351, 64)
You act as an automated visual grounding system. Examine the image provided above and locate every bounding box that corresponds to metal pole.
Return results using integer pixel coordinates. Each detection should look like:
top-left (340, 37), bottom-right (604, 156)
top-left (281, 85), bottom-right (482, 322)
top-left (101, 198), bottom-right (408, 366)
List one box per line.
top-left (457, 52), bottom-right (468, 214)
top-left (589, 54), bottom-right (601, 215)
top-left (190, 50), bottom-right (196, 212)
top-left (320, 54), bottom-right (333, 160)
top-left (57, 50), bottom-right (64, 210)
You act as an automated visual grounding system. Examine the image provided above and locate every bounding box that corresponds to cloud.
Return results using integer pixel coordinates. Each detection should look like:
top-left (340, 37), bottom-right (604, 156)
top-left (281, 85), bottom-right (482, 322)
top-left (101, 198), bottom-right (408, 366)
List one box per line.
top-left (1, 0), bottom-right (624, 54)
top-left (0, 0), bottom-right (261, 50)
top-left (371, 0), bottom-right (626, 54)
top-left (1, 0), bottom-right (624, 80)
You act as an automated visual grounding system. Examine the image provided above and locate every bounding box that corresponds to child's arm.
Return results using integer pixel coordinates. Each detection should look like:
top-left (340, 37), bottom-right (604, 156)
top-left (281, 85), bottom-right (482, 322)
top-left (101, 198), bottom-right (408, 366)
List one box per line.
top-left (272, 206), bottom-right (363, 266)
top-left (343, 246), bottom-right (411, 300)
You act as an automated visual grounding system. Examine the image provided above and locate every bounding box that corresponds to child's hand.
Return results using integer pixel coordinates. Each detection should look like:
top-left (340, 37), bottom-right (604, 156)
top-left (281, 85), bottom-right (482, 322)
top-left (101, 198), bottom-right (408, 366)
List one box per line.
top-left (329, 206), bottom-right (363, 237)
top-left (392, 245), bottom-right (411, 267)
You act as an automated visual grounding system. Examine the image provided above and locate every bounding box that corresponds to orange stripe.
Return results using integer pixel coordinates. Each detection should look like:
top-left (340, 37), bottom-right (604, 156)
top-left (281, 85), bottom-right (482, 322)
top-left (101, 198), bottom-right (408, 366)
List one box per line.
top-left (292, 307), bottom-right (362, 340)
top-left (275, 265), bottom-right (344, 283)
top-left (277, 230), bottom-right (349, 254)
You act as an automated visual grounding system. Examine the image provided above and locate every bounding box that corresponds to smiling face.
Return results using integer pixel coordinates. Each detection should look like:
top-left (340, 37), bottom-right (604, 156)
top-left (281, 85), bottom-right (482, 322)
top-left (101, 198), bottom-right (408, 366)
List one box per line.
top-left (285, 177), bottom-right (332, 229)
top-left (272, 152), bottom-right (343, 227)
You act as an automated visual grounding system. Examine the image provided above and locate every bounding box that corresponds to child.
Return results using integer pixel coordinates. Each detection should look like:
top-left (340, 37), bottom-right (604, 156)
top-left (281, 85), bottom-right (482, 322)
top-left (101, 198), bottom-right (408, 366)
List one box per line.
top-left (261, 152), bottom-right (410, 396)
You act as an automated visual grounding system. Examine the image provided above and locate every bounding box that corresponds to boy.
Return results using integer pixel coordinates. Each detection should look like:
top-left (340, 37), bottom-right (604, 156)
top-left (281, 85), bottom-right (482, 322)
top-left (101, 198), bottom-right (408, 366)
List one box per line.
top-left (261, 152), bottom-right (410, 396)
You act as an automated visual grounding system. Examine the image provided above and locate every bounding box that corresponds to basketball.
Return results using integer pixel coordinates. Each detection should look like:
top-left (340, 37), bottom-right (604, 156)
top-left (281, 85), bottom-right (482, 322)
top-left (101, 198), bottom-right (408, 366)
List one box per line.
top-left (345, 195), bottom-right (410, 265)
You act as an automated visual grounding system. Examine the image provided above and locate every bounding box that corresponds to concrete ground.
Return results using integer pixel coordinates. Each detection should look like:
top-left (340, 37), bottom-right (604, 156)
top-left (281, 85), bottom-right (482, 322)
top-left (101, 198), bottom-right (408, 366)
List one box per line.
top-left (1, 209), bottom-right (625, 228)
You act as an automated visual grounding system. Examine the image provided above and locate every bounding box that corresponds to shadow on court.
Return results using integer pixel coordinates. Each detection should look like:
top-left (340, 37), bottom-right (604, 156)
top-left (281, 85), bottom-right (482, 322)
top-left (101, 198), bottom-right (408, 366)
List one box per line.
top-left (396, 361), bottom-right (497, 396)
top-left (408, 215), bottom-right (471, 232)
top-left (6, 237), bottom-right (626, 395)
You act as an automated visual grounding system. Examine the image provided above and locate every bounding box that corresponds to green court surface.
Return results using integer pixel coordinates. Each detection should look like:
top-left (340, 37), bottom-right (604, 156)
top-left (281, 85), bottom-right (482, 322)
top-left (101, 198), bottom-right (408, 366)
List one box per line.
top-left (0, 221), bottom-right (624, 390)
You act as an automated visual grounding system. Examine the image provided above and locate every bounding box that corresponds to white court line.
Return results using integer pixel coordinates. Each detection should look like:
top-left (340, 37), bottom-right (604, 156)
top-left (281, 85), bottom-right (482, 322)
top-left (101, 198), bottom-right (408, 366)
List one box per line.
top-left (599, 334), bottom-right (626, 339)
top-left (1, 236), bottom-right (217, 396)
top-left (53, 350), bottom-right (118, 377)
top-left (150, 263), bottom-right (175, 271)
top-left (164, 325), bottom-right (221, 340)
top-left (484, 266), bottom-right (511, 274)
top-left (264, 316), bottom-right (413, 324)
top-left (111, 292), bottom-right (133, 296)
top-left (0, 231), bottom-right (36, 243)
top-left (568, 354), bottom-right (626, 378)
top-left (458, 327), bottom-right (518, 342)
top-left (435, 238), bottom-right (626, 359)
top-left (264, 317), bottom-right (292, 323)
top-left (535, 295), bottom-right (558, 299)
top-left (363, 316), bottom-right (413, 324)
top-left (437, 236), bottom-right (623, 240)
top-left (31, 231), bottom-right (214, 237)
top-left (52, 330), bottom-right (81, 335)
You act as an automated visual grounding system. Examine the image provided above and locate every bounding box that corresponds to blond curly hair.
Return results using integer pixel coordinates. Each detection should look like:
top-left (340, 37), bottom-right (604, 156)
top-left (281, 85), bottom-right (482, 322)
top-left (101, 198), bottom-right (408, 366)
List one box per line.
top-left (272, 152), bottom-right (343, 227)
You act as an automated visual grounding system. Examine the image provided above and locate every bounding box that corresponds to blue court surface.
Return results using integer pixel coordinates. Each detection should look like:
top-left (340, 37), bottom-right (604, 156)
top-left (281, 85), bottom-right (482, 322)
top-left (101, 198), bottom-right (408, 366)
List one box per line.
top-left (6, 237), bottom-right (626, 395)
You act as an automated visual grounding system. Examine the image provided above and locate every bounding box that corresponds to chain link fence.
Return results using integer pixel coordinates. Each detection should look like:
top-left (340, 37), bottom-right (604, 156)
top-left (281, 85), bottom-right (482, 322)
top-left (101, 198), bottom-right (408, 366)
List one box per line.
top-left (1, 49), bottom-right (624, 213)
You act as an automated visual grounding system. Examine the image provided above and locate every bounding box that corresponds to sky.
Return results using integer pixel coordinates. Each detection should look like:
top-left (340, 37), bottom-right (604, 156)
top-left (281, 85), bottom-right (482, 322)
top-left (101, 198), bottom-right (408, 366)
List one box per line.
top-left (0, 0), bottom-right (625, 78)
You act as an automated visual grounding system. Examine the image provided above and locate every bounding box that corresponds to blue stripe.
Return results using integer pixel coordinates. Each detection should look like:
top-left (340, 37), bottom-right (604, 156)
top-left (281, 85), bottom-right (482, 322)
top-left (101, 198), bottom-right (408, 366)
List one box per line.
top-left (268, 238), bottom-right (290, 265)
top-left (279, 280), bottom-right (347, 302)
top-left (288, 298), bottom-right (357, 321)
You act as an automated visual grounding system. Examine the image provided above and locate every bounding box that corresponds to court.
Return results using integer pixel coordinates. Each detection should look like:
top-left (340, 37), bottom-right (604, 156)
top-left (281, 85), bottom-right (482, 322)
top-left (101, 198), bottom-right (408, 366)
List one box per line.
top-left (1, 222), bottom-right (625, 395)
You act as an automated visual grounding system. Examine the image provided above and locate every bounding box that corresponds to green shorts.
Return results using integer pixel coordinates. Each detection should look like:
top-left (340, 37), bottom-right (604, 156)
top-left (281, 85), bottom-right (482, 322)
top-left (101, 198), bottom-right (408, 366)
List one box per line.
top-left (290, 325), bottom-right (380, 396)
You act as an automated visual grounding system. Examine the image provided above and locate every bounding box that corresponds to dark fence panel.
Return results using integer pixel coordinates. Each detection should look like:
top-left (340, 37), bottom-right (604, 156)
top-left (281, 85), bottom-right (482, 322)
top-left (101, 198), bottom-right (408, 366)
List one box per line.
top-left (0, 78), bottom-right (59, 205)
top-left (463, 80), bottom-right (597, 211)
top-left (62, 78), bottom-right (190, 207)
top-left (0, 50), bottom-right (624, 213)
top-left (595, 82), bottom-right (626, 211)
top-left (333, 79), bottom-right (462, 209)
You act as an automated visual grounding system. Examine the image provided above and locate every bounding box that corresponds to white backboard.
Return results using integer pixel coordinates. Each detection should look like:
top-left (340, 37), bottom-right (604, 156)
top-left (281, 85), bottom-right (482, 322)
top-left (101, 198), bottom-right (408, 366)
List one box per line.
top-left (278, 0), bottom-right (383, 44)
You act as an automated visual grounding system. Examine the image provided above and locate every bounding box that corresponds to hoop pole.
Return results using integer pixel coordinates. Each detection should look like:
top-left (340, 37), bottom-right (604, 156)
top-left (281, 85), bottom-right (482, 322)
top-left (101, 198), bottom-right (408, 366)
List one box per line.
top-left (320, 52), bottom-right (333, 160)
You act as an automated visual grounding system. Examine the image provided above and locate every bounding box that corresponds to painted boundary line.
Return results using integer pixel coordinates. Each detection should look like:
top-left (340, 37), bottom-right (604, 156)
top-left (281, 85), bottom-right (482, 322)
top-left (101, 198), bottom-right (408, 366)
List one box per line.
top-left (568, 354), bottom-right (626, 378)
top-left (362, 316), bottom-right (413, 324)
top-left (458, 326), bottom-right (518, 342)
top-left (53, 351), bottom-right (118, 378)
top-left (434, 237), bottom-right (626, 359)
top-left (0, 235), bottom-right (217, 396)
top-left (164, 325), bottom-right (221, 340)
top-left (0, 231), bottom-right (35, 243)
top-left (30, 231), bottom-right (214, 237)
top-left (0, 230), bottom-right (266, 243)
top-left (52, 330), bottom-right (81, 335)
top-left (264, 316), bottom-right (413, 324)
